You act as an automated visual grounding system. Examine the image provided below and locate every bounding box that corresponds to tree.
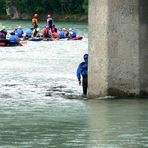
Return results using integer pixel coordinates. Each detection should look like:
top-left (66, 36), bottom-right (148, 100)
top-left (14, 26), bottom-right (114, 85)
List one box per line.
top-left (0, 0), bottom-right (6, 15)
top-left (83, 0), bottom-right (88, 14)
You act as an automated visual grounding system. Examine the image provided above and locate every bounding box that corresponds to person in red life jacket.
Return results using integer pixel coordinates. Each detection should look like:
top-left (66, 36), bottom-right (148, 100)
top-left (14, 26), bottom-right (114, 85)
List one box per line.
top-left (51, 25), bottom-right (57, 33)
top-left (0, 32), bottom-right (5, 40)
top-left (32, 13), bottom-right (39, 29)
top-left (51, 25), bottom-right (59, 39)
top-left (47, 14), bottom-right (54, 30)
top-left (43, 26), bottom-right (51, 38)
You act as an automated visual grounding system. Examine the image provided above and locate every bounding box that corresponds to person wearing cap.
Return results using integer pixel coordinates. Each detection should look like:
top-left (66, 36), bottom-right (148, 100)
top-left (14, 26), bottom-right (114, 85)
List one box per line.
top-left (32, 13), bottom-right (39, 29)
top-left (47, 14), bottom-right (54, 30)
top-left (76, 54), bottom-right (88, 96)
top-left (68, 28), bottom-right (77, 38)
top-left (15, 26), bottom-right (24, 38)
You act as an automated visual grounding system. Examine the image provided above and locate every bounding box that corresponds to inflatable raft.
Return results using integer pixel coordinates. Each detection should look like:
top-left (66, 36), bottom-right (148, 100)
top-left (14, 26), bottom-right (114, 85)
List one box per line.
top-left (28, 37), bottom-right (43, 41)
top-left (0, 39), bottom-right (22, 47)
top-left (67, 36), bottom-right (83, 40)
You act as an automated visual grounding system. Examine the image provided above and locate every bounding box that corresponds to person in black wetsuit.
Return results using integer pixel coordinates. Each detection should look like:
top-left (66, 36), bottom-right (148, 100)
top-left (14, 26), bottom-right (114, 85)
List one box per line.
top-left (47, 14), bottom-right (54, 30)
top-left (76, 54), bottom-right (88, 96)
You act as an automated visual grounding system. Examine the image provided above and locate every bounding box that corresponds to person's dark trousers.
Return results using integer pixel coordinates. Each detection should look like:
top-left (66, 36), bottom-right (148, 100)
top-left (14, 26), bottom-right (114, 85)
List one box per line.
top-left (82, 77), bottom-right (88, 95)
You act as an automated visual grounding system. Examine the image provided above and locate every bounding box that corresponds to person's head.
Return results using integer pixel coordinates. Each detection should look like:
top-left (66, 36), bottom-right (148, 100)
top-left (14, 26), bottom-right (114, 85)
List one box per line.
top-left (69, 28), bottom-right (73, 31)
top-left (10, 32), bottom-right (15, 35)
top-left (47, 14), bottom-right (51, 18)
top-left (15, 25), bottom-right (19, 29)
top-left (62, 28), bottom-right (66, 31)
top-left (34, 13), bottom-right (38, 18)
top-left (2, 26), bottom-right (6, 29)
top-left (83, 54), bottom-right (88, 61)
top-left (46, 25), bottom-right (49, 29)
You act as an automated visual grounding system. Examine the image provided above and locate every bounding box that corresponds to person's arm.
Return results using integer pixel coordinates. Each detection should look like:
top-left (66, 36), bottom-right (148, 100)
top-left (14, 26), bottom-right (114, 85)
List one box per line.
top-left (76, 64), bottom-right (81, 85)
top-left (47, 19), bottom-right (49, 26)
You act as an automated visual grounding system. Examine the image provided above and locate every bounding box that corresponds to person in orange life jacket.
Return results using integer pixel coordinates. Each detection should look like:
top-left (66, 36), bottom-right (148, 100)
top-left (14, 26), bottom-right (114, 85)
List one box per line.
top-left (15, 26), bottom-right (24, 38)
top-left (9, 32), bottom-right (19, 45)
top-left (76, 54), bottom-right (88, 96)
top-left (47, 14), bottom-right (54, 30)
top-left (32, 13), bottom-right (39, 29)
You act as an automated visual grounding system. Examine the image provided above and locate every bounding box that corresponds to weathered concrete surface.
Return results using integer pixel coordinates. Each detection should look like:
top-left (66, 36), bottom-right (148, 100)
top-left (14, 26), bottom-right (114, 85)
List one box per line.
top-left (139, 0), bottom-right (148, 96)
top-left (88, 0), bottom-right (148, 98)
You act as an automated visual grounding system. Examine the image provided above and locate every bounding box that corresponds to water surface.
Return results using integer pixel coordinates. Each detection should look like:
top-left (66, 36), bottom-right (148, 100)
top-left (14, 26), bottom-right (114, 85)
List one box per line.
top-left (0, 20), bottom-right (148, 148)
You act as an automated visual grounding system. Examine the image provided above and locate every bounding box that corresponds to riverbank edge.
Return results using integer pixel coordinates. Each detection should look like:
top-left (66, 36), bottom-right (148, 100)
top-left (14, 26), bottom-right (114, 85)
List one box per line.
top-left (0, 14), bottom-right (88, 23)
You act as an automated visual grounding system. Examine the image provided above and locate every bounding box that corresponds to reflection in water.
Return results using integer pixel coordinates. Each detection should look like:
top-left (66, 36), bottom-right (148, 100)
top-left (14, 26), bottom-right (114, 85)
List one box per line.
top-left (87, 99), bottom-right (148, 148)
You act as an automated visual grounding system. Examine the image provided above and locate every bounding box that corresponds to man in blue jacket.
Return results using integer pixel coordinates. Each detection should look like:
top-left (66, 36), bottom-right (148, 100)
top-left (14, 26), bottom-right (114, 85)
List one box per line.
top-left (76, 54), bottom-right (88, 96)
top-left (9, 32), bottom-right (19, 45)
top-left (69, 28), bottom-right (77, 38)
top-left (15, 26), bottom-right (24, 38)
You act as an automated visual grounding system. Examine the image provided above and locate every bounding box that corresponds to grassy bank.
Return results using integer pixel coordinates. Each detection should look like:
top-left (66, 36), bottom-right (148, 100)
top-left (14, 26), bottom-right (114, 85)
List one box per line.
top-left (52, 14), bottom-right (88, 22)
top-left (0, 14), bottom-right (88, 23)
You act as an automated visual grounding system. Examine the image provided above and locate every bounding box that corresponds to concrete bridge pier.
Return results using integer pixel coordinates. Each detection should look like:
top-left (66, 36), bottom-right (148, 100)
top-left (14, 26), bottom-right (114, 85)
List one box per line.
top-left (88, 0), bottom-right (148, 98)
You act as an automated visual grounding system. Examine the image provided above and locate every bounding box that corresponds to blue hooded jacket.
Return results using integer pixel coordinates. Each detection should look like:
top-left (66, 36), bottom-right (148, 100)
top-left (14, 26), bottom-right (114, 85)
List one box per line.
top-left (15, 29), bottom-right (23, 38)
top-left (58, 30), bottom-right (65, 39)
top-left (77, 61), bottom-right (88, 81)
top-left (26, 28), bottom-right (32, 36)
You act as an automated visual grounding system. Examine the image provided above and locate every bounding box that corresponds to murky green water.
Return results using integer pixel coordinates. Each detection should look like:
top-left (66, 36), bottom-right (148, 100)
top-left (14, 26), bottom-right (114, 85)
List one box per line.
top-left (0, 20), bottom-right (148, 148)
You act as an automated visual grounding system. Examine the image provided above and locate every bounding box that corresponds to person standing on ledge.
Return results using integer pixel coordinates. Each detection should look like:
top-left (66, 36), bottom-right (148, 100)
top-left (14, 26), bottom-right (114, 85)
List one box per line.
top-left (32, 13), bottom-right (39, 29)
top-left (76, 54), bottom-right (88, 96)
top-left (47, 14), bottom-right (54, 30)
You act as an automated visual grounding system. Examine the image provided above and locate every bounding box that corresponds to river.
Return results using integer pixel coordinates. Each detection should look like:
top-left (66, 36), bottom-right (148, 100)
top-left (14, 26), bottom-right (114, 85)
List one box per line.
top-left (0, 20), bottom-right (148, 148)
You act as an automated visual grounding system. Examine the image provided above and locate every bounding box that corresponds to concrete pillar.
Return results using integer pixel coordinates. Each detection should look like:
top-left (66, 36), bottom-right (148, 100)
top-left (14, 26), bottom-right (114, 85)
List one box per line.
top-left (88, 0), bottom-right (148, 98)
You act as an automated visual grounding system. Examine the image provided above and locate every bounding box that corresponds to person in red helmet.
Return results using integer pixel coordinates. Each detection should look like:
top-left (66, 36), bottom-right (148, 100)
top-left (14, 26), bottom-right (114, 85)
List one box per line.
top-left (32, 13), bottom-right (39, 29)
top-left (47, 14), bottom-right (54, 30)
